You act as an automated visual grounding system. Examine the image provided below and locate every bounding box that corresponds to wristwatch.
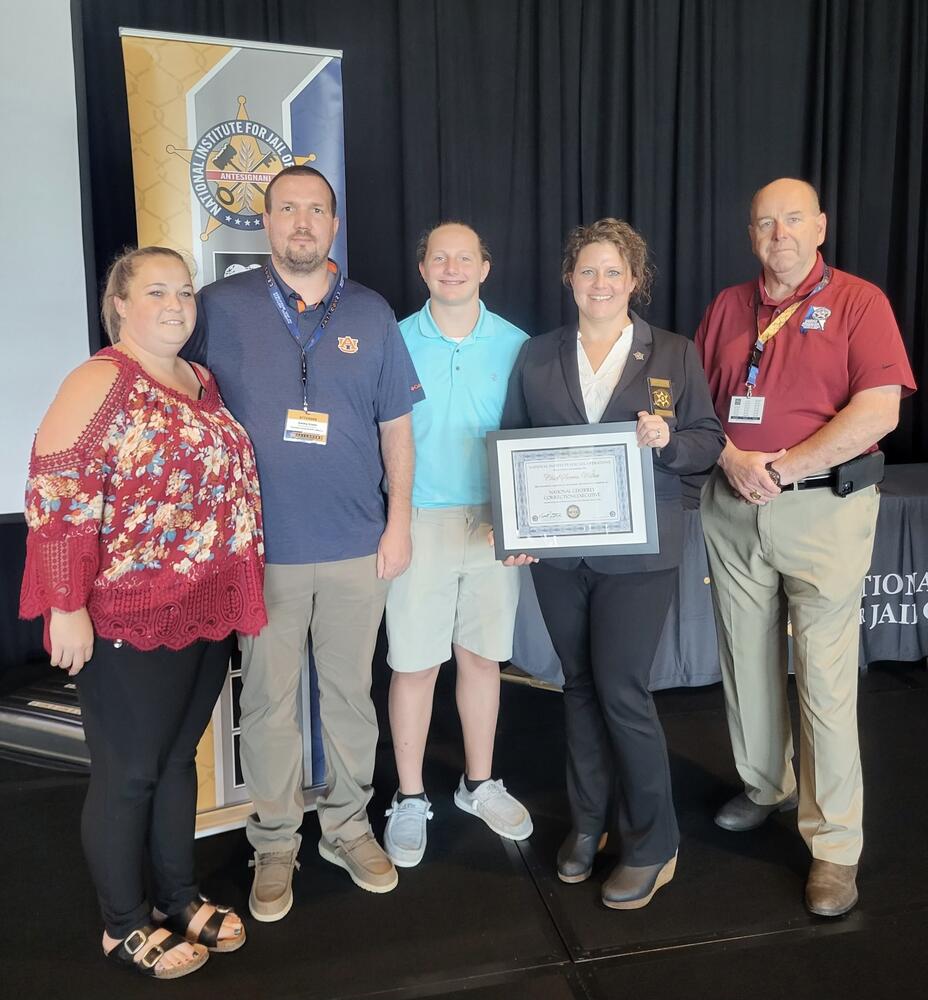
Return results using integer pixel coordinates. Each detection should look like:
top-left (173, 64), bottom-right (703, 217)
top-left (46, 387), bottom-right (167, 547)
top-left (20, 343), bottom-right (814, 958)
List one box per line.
top-left (765, 462), bottom-right (781, 487)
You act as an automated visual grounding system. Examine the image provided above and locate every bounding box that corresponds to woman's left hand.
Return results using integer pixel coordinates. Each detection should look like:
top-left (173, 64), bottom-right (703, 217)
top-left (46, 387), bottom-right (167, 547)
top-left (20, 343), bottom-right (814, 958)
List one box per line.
top-left (49, 607), bottom-right (94, 676)
top-left (636, 411), bottom-right (670, 449)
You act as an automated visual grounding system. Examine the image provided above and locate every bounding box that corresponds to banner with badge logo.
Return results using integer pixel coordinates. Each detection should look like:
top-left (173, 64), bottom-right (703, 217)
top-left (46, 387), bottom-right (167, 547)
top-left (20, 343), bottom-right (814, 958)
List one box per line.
top-left (119, 28), bottom-right (347, 287)
top-left (120, 28), bottom-right (339, 827)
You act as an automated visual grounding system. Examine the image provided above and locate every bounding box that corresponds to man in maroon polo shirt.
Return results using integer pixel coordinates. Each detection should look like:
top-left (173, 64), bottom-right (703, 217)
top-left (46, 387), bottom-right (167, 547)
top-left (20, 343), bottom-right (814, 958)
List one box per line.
top-left (696, 177), bottom-right (916, 917)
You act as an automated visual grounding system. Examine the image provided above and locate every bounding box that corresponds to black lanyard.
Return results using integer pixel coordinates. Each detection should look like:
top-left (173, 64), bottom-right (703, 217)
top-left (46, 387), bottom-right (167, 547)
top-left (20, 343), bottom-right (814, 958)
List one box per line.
top-left (264, 263), bottom-right (344, 410)
top-left (745, 266), bottom-right (831, 396)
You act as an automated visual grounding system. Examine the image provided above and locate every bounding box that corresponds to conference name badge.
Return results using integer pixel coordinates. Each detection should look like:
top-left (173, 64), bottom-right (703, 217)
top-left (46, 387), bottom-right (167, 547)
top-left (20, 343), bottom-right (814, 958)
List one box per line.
top-left (647, 377), bottom-right (675, 418)
top-left (728, 395), bottom-right (765, 424)
top-left (284, 408), bottom-right (329, 445)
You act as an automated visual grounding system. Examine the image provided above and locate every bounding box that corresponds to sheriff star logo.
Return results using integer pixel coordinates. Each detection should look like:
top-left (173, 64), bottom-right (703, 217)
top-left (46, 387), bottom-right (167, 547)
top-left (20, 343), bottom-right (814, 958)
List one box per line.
top-left (633, 351), bottom-right (645, 361)
top-left (653, 389), bottom-right (672, 409)
top-left (167, 95), bottom-right (316, 241)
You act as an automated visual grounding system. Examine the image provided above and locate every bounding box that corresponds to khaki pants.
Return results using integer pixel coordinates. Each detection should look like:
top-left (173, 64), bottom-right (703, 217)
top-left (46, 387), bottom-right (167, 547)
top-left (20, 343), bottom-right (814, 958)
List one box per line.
top-left (385, 505), bottom-right (520, 672)
top-left (238, 556), bottom-right (388, 851)
top-left (701, 467), bottom-right (879, 864)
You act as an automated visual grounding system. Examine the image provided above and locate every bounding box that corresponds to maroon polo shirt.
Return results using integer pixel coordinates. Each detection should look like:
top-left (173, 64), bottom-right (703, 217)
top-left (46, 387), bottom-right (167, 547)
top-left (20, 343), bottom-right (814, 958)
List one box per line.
top-left (695, 253), bottom-right (916, 452)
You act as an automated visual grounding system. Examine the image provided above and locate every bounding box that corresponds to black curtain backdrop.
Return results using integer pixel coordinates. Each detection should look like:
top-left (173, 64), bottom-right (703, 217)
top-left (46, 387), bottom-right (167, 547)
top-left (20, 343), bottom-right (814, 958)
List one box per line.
top-left (1, 0), bottom-right (925, 672)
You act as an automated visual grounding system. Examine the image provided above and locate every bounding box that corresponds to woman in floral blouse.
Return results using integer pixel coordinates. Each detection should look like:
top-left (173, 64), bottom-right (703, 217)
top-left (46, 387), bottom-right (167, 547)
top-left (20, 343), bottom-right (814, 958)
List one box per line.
top-left (20, 246), bottom-right (267, 980)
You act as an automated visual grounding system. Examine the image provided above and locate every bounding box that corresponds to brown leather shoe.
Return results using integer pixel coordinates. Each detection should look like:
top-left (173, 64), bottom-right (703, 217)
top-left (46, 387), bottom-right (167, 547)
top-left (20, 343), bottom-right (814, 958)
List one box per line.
top-left (805, 859), bottom-right (858, 917)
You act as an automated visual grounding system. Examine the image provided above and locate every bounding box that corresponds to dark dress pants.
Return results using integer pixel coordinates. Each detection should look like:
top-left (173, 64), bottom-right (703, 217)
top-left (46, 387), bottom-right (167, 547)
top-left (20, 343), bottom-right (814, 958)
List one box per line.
top-left (531, 562), bottom-right (679, 866)
top-left (76, 635), bottom-right (232, 938)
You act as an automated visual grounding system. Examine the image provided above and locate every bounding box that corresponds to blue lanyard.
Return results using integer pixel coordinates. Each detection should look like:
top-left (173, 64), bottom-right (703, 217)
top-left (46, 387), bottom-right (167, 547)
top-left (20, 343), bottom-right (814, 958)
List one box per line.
top-left (264, 263), bottom-right (344, 410)
top-left (745, 266), bottom-right (831, 396)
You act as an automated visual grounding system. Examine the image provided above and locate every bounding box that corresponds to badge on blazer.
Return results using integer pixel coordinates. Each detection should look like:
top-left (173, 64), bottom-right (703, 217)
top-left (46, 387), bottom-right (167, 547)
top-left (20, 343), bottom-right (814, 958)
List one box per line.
top-left (337, 336), bottom-right (359, 354)
top-left (647, 377), bottom-right (675, 417)
top-left (800, 305), bottom-right (831, 332)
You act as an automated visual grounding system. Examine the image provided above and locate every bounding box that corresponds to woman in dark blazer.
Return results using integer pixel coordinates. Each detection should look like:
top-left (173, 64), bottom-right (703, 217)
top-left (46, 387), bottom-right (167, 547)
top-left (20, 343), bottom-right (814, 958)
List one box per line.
top-left (501, 218), bottom-right (724, 908)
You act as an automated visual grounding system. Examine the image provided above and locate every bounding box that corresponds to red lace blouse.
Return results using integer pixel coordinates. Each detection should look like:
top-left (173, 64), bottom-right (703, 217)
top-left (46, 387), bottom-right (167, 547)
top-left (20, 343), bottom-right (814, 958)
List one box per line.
top-left (20, 348), bottom-right (267, 651)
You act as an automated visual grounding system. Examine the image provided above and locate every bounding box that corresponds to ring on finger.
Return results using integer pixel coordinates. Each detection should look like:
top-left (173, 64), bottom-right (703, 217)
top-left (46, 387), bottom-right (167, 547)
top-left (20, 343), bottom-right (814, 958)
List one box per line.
top-left (749, 490), bottom-right (762, 501)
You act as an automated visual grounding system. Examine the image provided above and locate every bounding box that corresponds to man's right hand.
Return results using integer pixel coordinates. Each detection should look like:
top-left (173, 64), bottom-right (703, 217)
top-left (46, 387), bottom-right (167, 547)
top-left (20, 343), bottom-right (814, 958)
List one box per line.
top-left (719, 443), bottom-right (787, 505)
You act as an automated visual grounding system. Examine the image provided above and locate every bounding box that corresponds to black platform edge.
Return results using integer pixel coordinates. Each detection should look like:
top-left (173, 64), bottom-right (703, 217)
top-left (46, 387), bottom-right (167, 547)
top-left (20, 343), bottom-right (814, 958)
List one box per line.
top-left (330, 960), bottom-right (586, 1000)
top-left (514, 835), bottom-right (928, 966)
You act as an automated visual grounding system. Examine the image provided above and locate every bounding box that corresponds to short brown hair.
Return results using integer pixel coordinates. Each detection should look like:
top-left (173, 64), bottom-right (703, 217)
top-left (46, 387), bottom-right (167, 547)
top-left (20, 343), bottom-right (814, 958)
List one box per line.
top-left (264, 165), bottom-right (337, 215)
top-left (561, 218), bottom-right (655, 304)
top-left (100, 246), bottom-right (190, 344)
top-left (415, 221), bottom-right (492, 265)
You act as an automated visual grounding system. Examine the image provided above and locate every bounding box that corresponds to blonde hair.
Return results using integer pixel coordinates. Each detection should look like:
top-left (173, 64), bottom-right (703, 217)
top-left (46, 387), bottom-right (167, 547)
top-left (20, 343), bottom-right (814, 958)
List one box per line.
top-left (100, 246), bottom-right (190, 343)
top-left (416, 221), bottom-right (492, 265)
top-left (561, 218), bottom-right (655, 304)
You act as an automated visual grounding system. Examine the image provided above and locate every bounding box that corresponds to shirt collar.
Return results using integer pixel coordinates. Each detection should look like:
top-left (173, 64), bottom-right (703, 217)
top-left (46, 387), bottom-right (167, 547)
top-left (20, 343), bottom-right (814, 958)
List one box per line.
top-left (576, 322), bottom-right (633, 343)
top-left (268, 257), bottom-right (337, 311)
top-left (417, 299), bottom-right (489, 341)
top-left (757, 252), bottom-right (826, 307)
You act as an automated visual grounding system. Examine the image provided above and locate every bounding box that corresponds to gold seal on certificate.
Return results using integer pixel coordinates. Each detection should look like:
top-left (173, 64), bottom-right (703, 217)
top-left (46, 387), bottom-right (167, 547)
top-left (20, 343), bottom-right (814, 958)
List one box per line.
top-left (487, 423), bottom-right (659, 560)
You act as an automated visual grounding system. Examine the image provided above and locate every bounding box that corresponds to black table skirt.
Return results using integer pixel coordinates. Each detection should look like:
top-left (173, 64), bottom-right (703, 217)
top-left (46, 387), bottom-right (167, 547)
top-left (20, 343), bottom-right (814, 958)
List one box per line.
top-left (511, 464), bottom-right (928, 689)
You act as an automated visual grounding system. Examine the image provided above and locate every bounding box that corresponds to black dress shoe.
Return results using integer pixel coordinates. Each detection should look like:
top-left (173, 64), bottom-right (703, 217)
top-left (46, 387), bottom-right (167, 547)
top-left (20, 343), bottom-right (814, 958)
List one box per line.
top-left (556, 830), bottom-right (608, 883)
top-left (714, 791), bottom-right (798, 832)
top-left (601, 851), bottom-right (677, 909)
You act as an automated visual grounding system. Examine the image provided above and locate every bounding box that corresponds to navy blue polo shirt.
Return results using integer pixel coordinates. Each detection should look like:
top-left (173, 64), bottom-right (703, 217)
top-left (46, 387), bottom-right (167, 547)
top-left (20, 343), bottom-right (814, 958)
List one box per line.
top-left (186, 262), bottom-right (423, 564)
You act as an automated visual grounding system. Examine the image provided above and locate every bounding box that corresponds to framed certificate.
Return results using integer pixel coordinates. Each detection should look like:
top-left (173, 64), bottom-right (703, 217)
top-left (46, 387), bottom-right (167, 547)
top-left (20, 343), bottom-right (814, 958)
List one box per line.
top-left (486, 423), bottom-right (659, 560)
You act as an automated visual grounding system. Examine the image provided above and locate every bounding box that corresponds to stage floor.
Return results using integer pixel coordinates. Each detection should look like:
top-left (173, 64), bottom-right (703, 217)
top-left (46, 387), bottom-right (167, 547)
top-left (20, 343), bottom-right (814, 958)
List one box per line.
top-left (1, 654), bottom-right (926, 999)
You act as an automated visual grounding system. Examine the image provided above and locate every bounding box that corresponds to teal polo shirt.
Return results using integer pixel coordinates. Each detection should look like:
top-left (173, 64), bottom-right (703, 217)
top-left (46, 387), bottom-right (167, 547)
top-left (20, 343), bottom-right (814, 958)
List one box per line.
top-left (399, 301), bottom-right (529, 507)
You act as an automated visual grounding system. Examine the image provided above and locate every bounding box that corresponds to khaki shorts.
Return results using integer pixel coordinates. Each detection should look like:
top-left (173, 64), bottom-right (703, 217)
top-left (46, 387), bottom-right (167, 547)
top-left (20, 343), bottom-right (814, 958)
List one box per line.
top-left (385, 505), bottom-right (521, 672)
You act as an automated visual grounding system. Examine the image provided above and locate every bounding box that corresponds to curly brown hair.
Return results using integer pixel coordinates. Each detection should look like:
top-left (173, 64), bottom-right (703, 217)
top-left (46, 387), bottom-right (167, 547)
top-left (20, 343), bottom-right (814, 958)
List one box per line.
top-left (561, 218), bottom-right (655, 304)
top-left (100, 246), bottom-right (191, 344)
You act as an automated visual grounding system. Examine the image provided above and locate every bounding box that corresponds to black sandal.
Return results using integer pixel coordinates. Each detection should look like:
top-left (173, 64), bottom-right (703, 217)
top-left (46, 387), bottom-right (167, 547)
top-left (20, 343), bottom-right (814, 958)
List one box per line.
top-left (105, 924), bottom-right (209, 979)
top-left (158, 894), bottom-right (246, 953)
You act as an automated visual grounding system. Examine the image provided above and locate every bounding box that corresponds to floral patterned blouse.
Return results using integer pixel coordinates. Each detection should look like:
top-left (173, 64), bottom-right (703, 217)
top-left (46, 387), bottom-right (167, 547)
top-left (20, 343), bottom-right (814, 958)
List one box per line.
top-left (20, 347), bottom-right (267, 651)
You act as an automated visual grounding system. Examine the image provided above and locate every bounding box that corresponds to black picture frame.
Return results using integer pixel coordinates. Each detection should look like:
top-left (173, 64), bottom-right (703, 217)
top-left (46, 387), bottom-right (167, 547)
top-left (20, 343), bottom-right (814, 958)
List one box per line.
top-left (486, 422), bottom-right (659, 560)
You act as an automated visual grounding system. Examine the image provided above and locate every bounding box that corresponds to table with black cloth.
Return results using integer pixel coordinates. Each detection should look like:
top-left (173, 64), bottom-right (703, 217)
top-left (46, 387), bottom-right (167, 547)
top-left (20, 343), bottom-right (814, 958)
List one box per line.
top-left (510, 464), bottom-right (928, 688)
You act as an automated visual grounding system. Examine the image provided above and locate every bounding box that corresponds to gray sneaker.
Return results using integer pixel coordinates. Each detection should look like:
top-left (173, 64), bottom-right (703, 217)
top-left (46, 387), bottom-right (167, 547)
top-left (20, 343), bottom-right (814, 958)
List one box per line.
top-left (453, 776), bottom-right (533, 840)
top-left (318, 830), bottom-right (399, 893)
top-left (248, 844), bottom-right (300, 922)
top-left (384, 792), bottom-right (433, 868)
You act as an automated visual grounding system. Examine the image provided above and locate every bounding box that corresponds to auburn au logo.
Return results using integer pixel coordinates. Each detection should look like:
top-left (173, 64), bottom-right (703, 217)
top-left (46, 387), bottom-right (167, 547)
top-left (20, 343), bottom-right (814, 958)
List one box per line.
top-left (338, 337), bottom-right (359, 354)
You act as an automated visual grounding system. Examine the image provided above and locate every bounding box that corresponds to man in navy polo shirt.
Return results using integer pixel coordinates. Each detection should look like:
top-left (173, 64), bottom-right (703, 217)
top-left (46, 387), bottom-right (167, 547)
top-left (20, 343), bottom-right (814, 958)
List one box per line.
top-left (185, 166), bottom-right (420, 917)
top-left (382, 223), bottom-right (532, 868)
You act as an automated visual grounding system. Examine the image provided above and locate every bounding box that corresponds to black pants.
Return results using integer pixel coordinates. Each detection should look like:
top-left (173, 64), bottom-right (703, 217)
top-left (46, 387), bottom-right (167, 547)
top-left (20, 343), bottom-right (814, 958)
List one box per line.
top-left (76, 636), bottom-right (232, 938)
top-left (531, 562), bottom-right (679, 867)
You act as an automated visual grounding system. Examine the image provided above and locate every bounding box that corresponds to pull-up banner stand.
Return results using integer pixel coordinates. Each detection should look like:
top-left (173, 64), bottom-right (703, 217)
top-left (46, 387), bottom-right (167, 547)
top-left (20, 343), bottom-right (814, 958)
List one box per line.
top-left (119, 27), bottom-right (347, 285)
top-left (120, 28), bottom-right (345, 833)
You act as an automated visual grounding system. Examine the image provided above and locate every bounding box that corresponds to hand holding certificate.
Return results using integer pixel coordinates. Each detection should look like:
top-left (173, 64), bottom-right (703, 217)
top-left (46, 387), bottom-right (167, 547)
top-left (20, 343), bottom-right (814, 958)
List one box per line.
top-left (487, 422), bottom-right (659, 561)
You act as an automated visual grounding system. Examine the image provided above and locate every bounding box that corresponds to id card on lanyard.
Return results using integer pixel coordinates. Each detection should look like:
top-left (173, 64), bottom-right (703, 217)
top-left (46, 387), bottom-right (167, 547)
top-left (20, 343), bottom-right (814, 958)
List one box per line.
top-left (728, 266), bottom-right (831, 424)
top-left (264, 263), bottom-right (345, 444)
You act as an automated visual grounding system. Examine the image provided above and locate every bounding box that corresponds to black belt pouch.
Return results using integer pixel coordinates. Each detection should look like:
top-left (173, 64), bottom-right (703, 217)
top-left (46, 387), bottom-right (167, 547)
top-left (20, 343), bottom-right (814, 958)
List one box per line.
top-left (832, 451), bottom-right (885, 497)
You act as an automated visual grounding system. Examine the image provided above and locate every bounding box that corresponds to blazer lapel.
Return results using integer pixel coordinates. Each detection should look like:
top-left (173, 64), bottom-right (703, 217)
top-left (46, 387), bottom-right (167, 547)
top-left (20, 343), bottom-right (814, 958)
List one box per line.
top-left (558, 326), bottom-right (588, 422)
top-left (601, 311), bottom-right (653, 421)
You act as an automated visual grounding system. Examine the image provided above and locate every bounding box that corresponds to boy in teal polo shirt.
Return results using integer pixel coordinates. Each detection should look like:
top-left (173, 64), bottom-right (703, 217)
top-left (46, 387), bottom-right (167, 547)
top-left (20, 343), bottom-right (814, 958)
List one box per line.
top-left (384, 223), bottom-right (532, 866)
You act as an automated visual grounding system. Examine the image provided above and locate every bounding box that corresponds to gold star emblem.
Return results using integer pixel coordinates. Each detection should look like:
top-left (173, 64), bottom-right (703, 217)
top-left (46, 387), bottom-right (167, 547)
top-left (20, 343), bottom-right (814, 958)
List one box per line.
top-left (654, 389), bottom-right (672, 409)
top-left (633, 351), bottom-right (645, 361)
top-left (167, 96), bottom-right (315, 242)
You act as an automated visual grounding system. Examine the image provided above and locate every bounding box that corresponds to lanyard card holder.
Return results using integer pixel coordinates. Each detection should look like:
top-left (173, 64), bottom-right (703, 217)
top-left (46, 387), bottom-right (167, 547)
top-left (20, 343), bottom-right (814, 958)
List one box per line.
top-left (832, 451), bottom-right (884, 497)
